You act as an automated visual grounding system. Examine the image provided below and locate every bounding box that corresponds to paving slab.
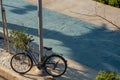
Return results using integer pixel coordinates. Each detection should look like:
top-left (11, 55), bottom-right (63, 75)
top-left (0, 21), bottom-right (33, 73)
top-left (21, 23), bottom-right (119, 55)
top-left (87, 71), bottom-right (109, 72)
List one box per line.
top-left (0, 64), bottom-right (45, 80)
top-left (26, 0), bottom-right (120, 30)
top-left (0, 51), bottom-right (97, 80)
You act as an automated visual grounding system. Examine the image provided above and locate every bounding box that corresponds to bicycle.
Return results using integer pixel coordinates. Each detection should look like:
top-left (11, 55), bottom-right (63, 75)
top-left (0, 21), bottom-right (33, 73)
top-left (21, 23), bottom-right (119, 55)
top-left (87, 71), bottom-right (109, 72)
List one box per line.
top-left (10, 40), bottom-right (67, 77)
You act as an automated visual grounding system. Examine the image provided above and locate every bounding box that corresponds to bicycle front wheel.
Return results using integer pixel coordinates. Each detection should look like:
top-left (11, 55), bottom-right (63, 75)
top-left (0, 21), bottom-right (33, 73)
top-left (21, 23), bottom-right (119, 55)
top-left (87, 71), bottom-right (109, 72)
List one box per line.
top-left (10, 53), bottom-right (33, 74)
top-left (44, 55), bottom-right (67, 77)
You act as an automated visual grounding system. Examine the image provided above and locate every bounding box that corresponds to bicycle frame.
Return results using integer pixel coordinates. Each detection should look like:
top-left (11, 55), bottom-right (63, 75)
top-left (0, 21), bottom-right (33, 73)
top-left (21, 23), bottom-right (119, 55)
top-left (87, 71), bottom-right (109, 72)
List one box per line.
top-left (25, 43), bottom-right (64, 69)
top-left (26, 49), bottom-right (39, 66)
top-left (10, 45), bottom-right (67, 77)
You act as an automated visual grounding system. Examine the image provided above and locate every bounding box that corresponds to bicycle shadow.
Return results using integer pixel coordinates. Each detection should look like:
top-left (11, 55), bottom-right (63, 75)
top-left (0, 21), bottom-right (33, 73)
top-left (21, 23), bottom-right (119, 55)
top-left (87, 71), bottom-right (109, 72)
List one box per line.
top-left (56, 67), bottom-right (96, 80)
top-left (20, 66), bottom-right (50, 80)
top-left (54, 58), bottom-right (97, 80)
top-left (20, 67), bottom-right (88, 80)
top-left (20, 60), bottom-right (97, 80)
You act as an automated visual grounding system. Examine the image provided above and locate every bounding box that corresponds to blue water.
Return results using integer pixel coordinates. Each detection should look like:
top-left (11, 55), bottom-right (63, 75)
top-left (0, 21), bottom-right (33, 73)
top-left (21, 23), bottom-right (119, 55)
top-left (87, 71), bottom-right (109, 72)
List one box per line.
top-left (1, 0), bottom-right (120, 72)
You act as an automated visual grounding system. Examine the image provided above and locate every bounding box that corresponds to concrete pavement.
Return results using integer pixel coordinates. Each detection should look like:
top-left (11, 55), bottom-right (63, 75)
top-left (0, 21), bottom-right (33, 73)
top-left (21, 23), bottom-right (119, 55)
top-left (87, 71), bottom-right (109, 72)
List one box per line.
top-left (27, 0), bottom-right (120, 30)
top-left (0, 75), bottom-right (7, 80)
top-left (0, 64), bottom-right (45, 80)
top-left (0, 0), bottom-right (120, 80)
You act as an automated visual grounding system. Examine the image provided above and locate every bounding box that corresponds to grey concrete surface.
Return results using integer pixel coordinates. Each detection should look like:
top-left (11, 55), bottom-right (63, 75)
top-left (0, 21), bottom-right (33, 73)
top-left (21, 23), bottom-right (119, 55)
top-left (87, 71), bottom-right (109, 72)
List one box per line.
top-left (26, 0), bottom-right (120, 30)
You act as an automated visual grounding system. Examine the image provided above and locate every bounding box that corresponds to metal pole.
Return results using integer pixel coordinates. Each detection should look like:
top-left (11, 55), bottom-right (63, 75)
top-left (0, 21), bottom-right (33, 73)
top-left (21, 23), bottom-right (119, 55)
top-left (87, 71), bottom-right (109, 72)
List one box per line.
top-left (2, 7), bottom-right (10, 53)
top-left (38, 0), bottom-right (43, 62)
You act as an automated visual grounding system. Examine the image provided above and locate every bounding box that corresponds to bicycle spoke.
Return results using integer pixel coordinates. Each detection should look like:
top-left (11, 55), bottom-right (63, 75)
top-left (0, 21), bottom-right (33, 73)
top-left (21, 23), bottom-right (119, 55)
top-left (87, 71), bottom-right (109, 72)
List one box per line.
top-left (44, 55), bottom-right (67, 77)
top-left (10, 53), bottom-right (33, 74)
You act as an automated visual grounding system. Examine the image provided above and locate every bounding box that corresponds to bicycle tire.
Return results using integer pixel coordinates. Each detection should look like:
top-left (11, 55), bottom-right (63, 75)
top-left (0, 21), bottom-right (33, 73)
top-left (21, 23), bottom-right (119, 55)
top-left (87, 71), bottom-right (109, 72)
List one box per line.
top-left (10, 53), bottom-right (33, 74)
top-left (44, 55), bottom-right (67, 77)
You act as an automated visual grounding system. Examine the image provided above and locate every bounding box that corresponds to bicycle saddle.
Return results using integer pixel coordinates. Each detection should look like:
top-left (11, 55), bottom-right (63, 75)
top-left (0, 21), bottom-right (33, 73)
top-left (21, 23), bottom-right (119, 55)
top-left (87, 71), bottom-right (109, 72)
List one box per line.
top-left (44, 47), bottom-right (52, 50)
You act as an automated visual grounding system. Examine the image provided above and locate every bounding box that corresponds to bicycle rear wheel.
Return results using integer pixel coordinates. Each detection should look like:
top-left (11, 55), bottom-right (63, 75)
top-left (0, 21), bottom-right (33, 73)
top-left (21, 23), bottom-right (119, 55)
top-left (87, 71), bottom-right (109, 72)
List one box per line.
top-left (44, 55), bottom-right (67, 77)
top-left (10, 53), bottom-right (33, 74)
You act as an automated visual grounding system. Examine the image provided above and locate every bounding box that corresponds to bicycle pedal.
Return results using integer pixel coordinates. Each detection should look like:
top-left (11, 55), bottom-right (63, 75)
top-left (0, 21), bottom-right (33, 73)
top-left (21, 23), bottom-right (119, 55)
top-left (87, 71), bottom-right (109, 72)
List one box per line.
top-left (37, 66), bottom-right (42, 70)
top-left (37, 63), bottom-right (44, 70)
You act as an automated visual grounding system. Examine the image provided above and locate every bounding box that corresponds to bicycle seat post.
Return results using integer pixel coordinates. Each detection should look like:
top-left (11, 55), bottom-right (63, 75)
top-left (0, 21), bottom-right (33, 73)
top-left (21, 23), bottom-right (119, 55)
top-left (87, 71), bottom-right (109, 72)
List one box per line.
top-left (43, 47), bottom-right (53, 59)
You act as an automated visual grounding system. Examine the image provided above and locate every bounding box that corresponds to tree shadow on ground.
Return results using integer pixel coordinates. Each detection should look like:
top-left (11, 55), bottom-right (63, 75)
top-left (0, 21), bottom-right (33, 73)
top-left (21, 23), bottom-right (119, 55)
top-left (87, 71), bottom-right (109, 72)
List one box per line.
top-left (0, 21), bottom-right (39, 54)
top-left (0, 22), bottom-right (38, 36)
top-left (0, 32), bottom-right (4, 39)
top-left (43, 24), bottom-right (120, 72)
top-left (1, 21), bottom-right (120, 73)
top-left (21, 64), bottom-right (97, 80)
top-left (3, 4), bottom-right (37, 14)
top-left (55, 66), bottom-right (96, 80)
top-left (23, 68), bottom-right (93, 80)
top-left (0, 32), bottom-right (5, 50)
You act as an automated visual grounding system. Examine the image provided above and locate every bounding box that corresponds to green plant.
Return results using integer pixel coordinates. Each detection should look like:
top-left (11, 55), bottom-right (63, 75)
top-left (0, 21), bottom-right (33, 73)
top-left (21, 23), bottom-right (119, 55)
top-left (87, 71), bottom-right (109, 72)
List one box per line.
top-left (104, 0), bottom-right (109, 4)
top-left (94, 0), bottom-right (120, 8)
top-left (117, 0), bottom-right (120, 7)
top-left (95, 71), bottom-right (120, 80)
top-left (10, 30), bottom-right (33, 51)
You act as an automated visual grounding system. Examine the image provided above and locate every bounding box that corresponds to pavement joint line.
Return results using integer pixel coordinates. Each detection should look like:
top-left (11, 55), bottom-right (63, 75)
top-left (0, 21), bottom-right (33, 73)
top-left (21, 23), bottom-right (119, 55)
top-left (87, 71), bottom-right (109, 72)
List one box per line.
top-left (0, 64), bottom-right (24, 80)
top-left (0, 64), bottom-right (45, 80)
